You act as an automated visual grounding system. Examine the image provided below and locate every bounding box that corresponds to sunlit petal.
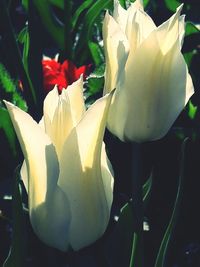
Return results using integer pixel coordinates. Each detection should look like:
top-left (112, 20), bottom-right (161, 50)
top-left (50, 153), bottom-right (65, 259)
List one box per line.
top-left (125, 8), bottom-right (156, 57)
top-left (58, 92), bottom-right (114, 250)
top-left (108, 33), bottom-right (194, 141)
top-left (103, 12), bottom-right (129, 93)
top-left (4, 101), bottom-right (71, 251)
top-left (157, 4), bottom-right (183, 54)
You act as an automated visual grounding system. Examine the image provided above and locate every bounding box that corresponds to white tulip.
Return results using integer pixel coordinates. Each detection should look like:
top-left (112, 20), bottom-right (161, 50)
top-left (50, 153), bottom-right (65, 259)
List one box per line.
top-left (5, 77), bottom-right (114, 251)
top-left (103, 0), bottom-right (194, 142)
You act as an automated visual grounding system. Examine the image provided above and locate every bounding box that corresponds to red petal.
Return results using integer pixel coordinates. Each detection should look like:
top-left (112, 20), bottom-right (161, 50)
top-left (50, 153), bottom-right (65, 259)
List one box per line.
top-left (61, 60), bottom-right (77, 84)
top-left (75, 64), bottom-right (91, 80)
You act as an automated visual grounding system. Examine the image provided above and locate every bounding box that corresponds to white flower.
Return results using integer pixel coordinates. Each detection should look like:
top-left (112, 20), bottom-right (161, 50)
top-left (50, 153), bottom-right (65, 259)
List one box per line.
top-left (5, 77), bottom-right (114, 251)
top-left (103, 0), bottom-right (194, 142)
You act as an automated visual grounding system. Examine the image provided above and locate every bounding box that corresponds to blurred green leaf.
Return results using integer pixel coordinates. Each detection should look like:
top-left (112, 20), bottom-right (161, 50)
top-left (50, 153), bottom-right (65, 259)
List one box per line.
top-left (3, 166), bottom-right (26, 267)
top-left (76, 0), bottom-right (111, 58)
top-left (33, 0), bottom-right (65, 50)
top-left (0, 63), bottom-right (16, 93)
top-left (0, 107), bottom-right (17, 156)
top-left (119, 0), bottom-right (126, 8)
top-left (88, 41), bottom-right (105, 66)
top-left (0, 63), bottom-right (27, 111)
top-left (12, 92), bottom-right (27, 111)
top-left (184, 51), bottom-right (196, 67)
top-left (143, 0), bottom-right (150, 8)
top-left (18, 26), bottom-right (30, 74)
top-left (188, 100), bottom-right (197, 120)
top-left (164, 0), bottom-right (181, 12)
top-left (154, 138), bottom-right (188, 267)
top-left (129, 0), bottom-right (149, 7)
top-left (72, 0), bottom-right (93, 28)
top-left (87, 76), bottom-right (104, 92)
top-left (0, 0), bottom-right (36, 115)
top-left (92, 63), bottom-right (105, 77)
top-left (85, 64), bottom-right (105, 104)
top-left (49, 0), bottom-right (64, 9)
top-left (63, 1), bottom-right (73, 59)
top-left (183, 22), bottom-right (199, 68)
top-left (185, 22), bottom-right (200, 37)
top-left (22, 0), bottom-right (28, 10)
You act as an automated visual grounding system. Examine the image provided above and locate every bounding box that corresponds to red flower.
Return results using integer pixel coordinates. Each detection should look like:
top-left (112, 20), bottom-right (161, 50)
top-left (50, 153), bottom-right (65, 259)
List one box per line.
top-left (42, 58), bottom-right (91, 93)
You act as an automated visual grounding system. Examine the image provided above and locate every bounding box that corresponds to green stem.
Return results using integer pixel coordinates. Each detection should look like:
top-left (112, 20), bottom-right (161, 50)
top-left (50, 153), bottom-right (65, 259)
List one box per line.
top-left (129, 143), bottom-right (144, 267)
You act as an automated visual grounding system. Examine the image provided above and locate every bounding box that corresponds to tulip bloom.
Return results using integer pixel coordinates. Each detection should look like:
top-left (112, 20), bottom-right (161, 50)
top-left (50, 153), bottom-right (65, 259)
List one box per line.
top-left (103, 0), bottom-right (194, 142)
top-left (42, 56), bottom-right (90, 93)
top-left (5, 77), bottom-right (114, 251)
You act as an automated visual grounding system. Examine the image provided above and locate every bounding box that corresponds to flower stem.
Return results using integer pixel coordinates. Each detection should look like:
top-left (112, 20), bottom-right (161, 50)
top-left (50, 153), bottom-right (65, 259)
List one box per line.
top-left (129, 143), bottom-right (144, 267)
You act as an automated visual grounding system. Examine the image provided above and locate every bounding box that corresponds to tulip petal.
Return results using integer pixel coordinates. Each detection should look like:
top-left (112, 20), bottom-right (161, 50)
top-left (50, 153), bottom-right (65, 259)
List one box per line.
top-left (120, 1), bottom-right (157, 65)
top-left (157, 4), bottom-right (184, 54)
top-left (103, 12), bottom-right (129, 93)
top-left (178, 15), bottom-right (185, 47)
top-left (20, 160), bottom-right (28, 192)
top-left (108, 31), bottom-right (194, 142)
top-left (125, 7), bottom-right (156, 56)
top-left (43, 78), bottom-right (85, 158)
top-left (58, 93), bottom-right (114, 250)
top-left (113, 0), bottom-right (129, 32)
top-left (43, 86), bottom-right (60, 125)
top-left (62, 76), bottom-right (86, 125)
top-left (4, 101), bottom-right (71, 251)
top-left (101, 142), bottom-right (114, 208)
top-left (185, 69), bottom-right (195, 105)
top-left (43, 87), bottom-right (73, 158)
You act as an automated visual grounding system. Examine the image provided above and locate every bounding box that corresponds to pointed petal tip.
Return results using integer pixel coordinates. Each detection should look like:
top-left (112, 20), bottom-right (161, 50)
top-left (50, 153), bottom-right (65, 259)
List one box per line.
top-left (176, 3), bottom-right (184, 15)
top-left (131, 0), bottom-right (144, 10)
top-left (3, 99), bottom-right (16, 111)
top-left (47, 85), bottom-right (59, 96)
top-left (104, 10), bottom-right (111, 21)
top-left (66, 75), bottom-right (84, 94)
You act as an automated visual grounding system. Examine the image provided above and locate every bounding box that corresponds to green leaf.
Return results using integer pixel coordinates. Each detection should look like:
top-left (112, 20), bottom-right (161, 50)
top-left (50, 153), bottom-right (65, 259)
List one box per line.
top-left (85, 64), bottom-right (105, 101)
top-left (0, 63), bottom-right (16, 93)
top-left (49, 0), bottom-right (64, 9)
top-left (88, 41), bottom-right (105, 66)
top-left (17, 26), bottom-right (30, 74)
top-left (119, 0), bottom-right (126, 8)
top-left (12, 92), bottom-right (27, 111)
top-left (33, 0), bottom-right (65, 50)
top-left (129, 0), bottom-right (149, 7)
top-left (185, 22), bottom-right (200, 37)
top-left (87, 76), bottom-right (104, 93)
top-left (129, 231), bottom-right (143, 267)
top-left (0, 0), bottom-right (36, 115)
top-left (0, 107), bottom-right (17, 156)
top-left (76, 0), bottom-right (111, 57)
top-left (71, 0), bottom-right (93, 28)
top-left (188, 100), bottom-right (197, 120)
top-left (0, 62), bottom-right (27, 111)
top-left (184, 51), bottom-right (196, 67)
top-left (154, 138), bottom-right (188, 267)
top-left (104, 203), bottom-right (134, 267)
top-left (143, 0), bottom-right (150, 8)
top-left (142, 173), bottom-right (152, 204)
top-left (22, 0), bottom-right (28, 10)
top-left (164, 0), bottom-right (181, 12)
top-left (3, 166), bottom-right (26, 267)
